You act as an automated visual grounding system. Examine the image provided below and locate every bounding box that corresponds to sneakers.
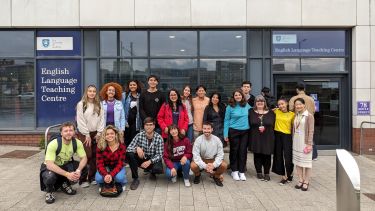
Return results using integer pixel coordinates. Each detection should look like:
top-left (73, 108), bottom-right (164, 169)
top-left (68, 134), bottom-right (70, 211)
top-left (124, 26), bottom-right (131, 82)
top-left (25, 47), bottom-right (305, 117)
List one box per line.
top-left (130, 179), bottom-right (140, 190)
top-left (313, 158), bottom-right (318, 161)
top-left (193, 174), bottom-right (201, 184)
top-left (122, 185), bottom-right (126, 192)
top-left (287, 176), bottom-right (293, 182)
top-left (184, 179), bottom-right (191, 187)
top-left (239, 173), bottom-right (246, 181)
top-left (149, 173), bottom-right (157, 181)
top-left (213, 177), bottom-right (223, 187)
top-left (91, 180), bottom-right (97, 185)
top-left (45, 192), bottom-right (55, 204)
top-left (61, 182), bottom-right (77, 195)
top-left (231, 171), bottom-right (240, 181)
top-left (189, 169), bottom-right (194, 176)
top-left (171, 176), bottom-right (177, 183)
top-left (264, 174), bottom-right (271, 182)
top-left (80, 181), bottom-right (90, 188)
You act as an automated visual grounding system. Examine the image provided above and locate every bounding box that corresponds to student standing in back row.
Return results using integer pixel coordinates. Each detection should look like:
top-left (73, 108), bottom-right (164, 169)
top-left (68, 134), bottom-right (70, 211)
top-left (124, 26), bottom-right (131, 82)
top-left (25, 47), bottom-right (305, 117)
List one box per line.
top-left (139, 75), bottom-right (166, 134)
top-left (192, 85), bottom-right (210, 141)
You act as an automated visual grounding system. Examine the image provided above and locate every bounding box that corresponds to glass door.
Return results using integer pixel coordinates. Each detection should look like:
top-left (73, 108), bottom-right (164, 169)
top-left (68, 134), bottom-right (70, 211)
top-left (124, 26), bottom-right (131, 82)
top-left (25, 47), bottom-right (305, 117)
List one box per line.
top-left (275, 77), bottom-right (345, 149)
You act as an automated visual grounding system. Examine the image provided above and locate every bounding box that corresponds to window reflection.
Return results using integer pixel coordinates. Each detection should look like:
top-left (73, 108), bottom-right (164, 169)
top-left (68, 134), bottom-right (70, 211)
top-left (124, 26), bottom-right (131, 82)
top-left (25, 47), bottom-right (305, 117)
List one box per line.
top-left (301, 58), bottom-right (346, 72)
top-left (100, 31), bottom-right (117, 56)
top-left (0, 59), bottom-right (35, 128)
top-left (200, 59), bottom-right (246, 102)
top-left (150, 31), bottom-right (197, 57)
top-left (272, 59), bottom-right (300, 72)
top-left (150, 59), bottom-right (198, 93)
top-left (120, 31), bottom-right (148, 57)
top-left (200, 31), bottom-right (246, 56)
top-left (0, 31), bottom-right (34, 57)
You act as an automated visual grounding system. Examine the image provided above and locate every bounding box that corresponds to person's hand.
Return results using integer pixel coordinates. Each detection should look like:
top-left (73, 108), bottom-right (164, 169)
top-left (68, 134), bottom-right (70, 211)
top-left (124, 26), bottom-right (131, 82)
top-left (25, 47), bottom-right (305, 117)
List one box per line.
top-left (180, 129), bottom-right (186, 135)
top-left (73, 169), bottom-right (81, 180)
top-left (305, 145), bottom-right (312, 153)
top-left (164, 127), bottom-right (169, 134)
top-left (95, 133), bottom-right (101, 141)
top-left (141, 160), bottom-right (152, 169)
top-left (206, 163), bottom-right (214, 173)
top-left (104, 174), bottom-right (112, 183)
top-left (224, 137), bottom-right (229, 142)
top-left (170, 168), bottom-right (177, 177)
top-left (83, 136), bottom-right (92, 147)
top-left (66, 172), bottom-right (78, 181)
top-left (136, 147), bottom-right (145, 159)
top-left (126, 123), bottom-right (129, 128)
top-left (180, 156), bottom-right (187, 165)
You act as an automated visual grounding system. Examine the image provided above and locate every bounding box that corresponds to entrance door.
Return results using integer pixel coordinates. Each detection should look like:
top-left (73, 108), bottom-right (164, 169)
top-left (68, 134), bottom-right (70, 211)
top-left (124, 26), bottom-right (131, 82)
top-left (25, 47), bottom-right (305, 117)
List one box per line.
top-left (275, 76), bottom-right (347, 149)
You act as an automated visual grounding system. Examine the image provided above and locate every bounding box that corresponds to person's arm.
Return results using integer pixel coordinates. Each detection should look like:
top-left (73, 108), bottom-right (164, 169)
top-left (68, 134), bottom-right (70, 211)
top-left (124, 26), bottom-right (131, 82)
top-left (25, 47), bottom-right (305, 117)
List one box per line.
top-left (289, 97), bottom-right (295, 112)
top-left (126, 133), bottom-right (139, 153)
top-left (139, 93), bottom-right (147, 121)
top-left (180, 105), bottom-right (189, 131)
top-left (76, 101), bottom-right (89, 136)
top-left (192, 138), bottom-right (207, 169)
top-left (96, 147), bottom-right (109, 176)
top-left (213, 139), bottom-right (224, 168)
top-left (119, 101), bottom-right (126, 131)
top-left (109, 145), bottom-right (126, 177)
top-left (150, 136), bottom-right (164, 163)
top-left (163, 142), bottom-right (174, 169)
top-left (184, 138), bottom-right (193, 160)
top-left (203, 106), bottom-right (209, 123)
top-left (157, 104), bottom-right (167, 133)
top-left (122, 93), bottom-right (129, 126)
top-left (97, 106), bottom-right (105, 137)
top-left (306, 114), bottom-right (315, 145)
top-left (223, 106), bottom-right (231, 139)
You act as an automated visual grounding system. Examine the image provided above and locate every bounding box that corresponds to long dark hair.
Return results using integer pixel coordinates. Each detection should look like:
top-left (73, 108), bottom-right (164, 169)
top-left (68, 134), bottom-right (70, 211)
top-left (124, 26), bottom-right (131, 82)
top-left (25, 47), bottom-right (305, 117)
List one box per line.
top-left (208, 92), bottom-right (226, 117)
top-left (181, 85), bottom-right (193, 112)
top-left (167, 88), bottom-right (183, 112)
top-left (125, 80), bottom-right (143, 94)
top-left (166, 124), bottom-right (184, 159)
top-left (228, 89), bottom-right (247, 107)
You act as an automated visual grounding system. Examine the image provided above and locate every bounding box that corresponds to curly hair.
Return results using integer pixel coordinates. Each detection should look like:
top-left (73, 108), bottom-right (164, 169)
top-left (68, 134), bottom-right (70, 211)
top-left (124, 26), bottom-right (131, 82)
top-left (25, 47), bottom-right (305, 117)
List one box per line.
top-left (99, 82), bottom-right (123, 101)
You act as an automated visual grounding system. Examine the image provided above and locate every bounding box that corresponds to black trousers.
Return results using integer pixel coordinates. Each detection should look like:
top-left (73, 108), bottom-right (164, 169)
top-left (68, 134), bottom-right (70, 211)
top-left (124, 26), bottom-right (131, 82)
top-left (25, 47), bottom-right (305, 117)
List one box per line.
top-left (272, 131), bottom-right (293, 177)
top-left (229, 129), bottom-right (249, 173)
top-left (126, 152), bottom-right (163, 179)
top-left (40, 161), bottom-right (88, 192)
top-left (253, 153), bottom-right (272, 174)
top-left (125, 124), bottom-right (139, 147)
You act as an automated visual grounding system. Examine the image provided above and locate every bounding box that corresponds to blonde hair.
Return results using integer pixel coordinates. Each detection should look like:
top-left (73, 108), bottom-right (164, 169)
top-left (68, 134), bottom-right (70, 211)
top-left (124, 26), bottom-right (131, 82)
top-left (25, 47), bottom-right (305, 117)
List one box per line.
top-left (97, 125), bottom-right (120, 151)
top-left (78, 85), bottom-right (101, 116)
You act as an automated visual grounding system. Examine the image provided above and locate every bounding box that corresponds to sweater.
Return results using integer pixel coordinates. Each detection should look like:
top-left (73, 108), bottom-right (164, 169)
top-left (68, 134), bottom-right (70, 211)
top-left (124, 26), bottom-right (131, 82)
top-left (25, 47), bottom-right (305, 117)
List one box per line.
top-left (76, 101), bottom-right (105, 137)
top-left (192, 97), bottom-right (210, 131)
top-left (292, 110), bottom-right (315, 145)
top-left (139, 90), bottom-right (165, 128)
top-left (223, 103), bottom-right (251, 138)
top-left (192, 134), bottom-right (224, 169)
top-left (163, 137), bottom-right (192, 169)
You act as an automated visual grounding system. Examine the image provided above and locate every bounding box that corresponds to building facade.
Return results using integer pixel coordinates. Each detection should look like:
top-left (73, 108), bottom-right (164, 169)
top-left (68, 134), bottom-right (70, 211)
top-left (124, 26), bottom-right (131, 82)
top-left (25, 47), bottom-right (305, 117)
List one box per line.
top-left (0, 0), bottom-right (374, 154)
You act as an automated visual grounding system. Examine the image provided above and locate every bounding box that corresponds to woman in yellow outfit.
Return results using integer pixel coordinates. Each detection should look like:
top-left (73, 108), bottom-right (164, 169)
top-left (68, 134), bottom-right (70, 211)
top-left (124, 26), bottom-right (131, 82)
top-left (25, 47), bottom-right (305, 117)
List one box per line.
top-left (271, 97), bottom-right (295, 185)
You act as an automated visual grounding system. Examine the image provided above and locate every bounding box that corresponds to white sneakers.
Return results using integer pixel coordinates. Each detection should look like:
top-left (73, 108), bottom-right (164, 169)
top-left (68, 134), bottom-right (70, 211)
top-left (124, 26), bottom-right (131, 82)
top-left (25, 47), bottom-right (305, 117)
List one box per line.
top-left (184, 179), bottom-right (191, 187)
top-left (171, 176), bottom-right (177, 183)
top-left (232, 171), bottom-right (246, 181)
top-left (231, 171), bottom-right (240, 181)
top-left (80, 181), bottom-right (90, 188)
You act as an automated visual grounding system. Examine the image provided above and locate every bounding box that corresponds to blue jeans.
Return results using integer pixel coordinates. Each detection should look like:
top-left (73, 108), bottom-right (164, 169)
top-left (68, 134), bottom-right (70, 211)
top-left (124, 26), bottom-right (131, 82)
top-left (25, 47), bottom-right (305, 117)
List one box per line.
top-left (95, 167), bottom-right (127, 186)
top-left (187, 124), bottom-right (193, 143)
top-left (165, 160), bottom-right (191, 180)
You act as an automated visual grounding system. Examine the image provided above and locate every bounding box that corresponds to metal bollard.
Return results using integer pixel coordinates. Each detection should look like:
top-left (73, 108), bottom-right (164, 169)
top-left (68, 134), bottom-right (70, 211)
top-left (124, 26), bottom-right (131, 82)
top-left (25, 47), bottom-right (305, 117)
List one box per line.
top-left (336, 149), bottom-right (360, 211)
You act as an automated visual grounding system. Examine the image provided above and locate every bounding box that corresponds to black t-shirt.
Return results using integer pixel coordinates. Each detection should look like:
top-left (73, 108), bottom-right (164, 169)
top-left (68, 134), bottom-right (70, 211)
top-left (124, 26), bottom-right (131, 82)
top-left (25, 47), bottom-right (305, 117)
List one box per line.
top-left (139, 90), bottom-right (165, 127)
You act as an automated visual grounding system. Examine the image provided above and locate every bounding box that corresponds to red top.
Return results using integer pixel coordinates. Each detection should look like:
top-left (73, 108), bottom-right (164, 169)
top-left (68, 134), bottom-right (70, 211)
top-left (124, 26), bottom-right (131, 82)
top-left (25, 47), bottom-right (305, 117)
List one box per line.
top-left (163, 137), bottom-right (192, 169)
top-left (96, 144), bottom-right (126, 177)
top-left (157, 103), bottom-right (189, 138)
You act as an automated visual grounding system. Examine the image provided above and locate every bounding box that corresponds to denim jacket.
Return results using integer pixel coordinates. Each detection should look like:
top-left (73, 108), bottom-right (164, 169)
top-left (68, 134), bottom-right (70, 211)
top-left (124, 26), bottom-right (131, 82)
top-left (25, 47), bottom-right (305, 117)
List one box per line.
top-left (101, 100), bottom-right (125, 131)
top-left (122, 92), bottom-right (141, 131)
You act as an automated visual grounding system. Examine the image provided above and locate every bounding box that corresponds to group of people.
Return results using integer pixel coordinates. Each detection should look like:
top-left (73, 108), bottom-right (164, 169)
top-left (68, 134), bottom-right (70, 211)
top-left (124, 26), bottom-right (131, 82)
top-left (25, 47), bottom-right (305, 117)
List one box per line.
top-left (40, 75), bottom-right (316, 204)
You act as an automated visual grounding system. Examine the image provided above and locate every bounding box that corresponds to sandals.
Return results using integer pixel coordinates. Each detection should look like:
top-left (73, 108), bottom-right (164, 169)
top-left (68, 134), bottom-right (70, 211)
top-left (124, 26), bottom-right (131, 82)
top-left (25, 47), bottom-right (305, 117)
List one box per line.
top-left (294, 181), bottom-right (304, 189)
top-left (301, 182), bottom-right (309, 191)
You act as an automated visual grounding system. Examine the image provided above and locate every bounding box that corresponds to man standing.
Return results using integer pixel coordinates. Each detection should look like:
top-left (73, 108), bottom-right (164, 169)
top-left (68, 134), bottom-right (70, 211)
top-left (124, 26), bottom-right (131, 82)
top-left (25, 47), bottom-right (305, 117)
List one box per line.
top-left (190, 122), bottom-right (227, 187)
top-left (40, 122), bottom-right (88, 204)
top-left (241, 81), bottom-right (255, 107)
top-left (126, 117), bottom-right (164, 190)
top-left (192, 85), bottom-right (210, 141)
top-left (139, 75), bottom-right (166, 133)
top-left (289, 83), bottom-right (318, 160)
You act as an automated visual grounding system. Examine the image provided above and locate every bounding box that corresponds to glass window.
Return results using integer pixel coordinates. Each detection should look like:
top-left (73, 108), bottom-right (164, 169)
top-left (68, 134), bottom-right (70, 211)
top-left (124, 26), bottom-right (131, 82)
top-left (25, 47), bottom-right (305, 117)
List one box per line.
top-left (100, 31), bottom-right (117, 56)
top-left (150, 31), bottom-right (197, 57)
top-left (84, 60), bottom-right (98, 87)
top-left (249, 30), bottom-right (262, 57)
top-left (150, 59), bottom-right (198, 93)
top-left (119, 59), bottom-right (148, 87)
top-left (84, 31), bottom-right (98, 57)
top-left (301, 58), bottom-right (346, 72)
top-left (0, 59), bottom-right (35, 128)
top-left (0, 31), bottom-right (34, 57)
top-left (100, 59), bottom-right (118, 84)
top-left (249, 59), bottom-right (263, 96)
top-left (200, 31), bottom-right (246, 57)
top-left (120, 31), bottom-right (148, 57)
top-left (200, 59), bottom-right (246, 102)
top-left (272, 59), bottom-right (300, 72)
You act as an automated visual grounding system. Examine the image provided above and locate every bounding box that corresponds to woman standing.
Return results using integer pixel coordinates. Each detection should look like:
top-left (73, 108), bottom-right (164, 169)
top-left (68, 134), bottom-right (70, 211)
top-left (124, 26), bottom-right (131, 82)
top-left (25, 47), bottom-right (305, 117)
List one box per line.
top-left (122, 80), bottom-right (142, 147)
top-left (76, 85), bottom-right (105, 187)
top-left (99, 82), bottom-right (125, 143)
top-left (96, 125), bottom-right (127, 192)
top-left (157, 89), bottom-right (189, 140)
top-left (224, 89), bottom-right (251, 181)
top-left (249, 95), bottom-right (275, 182)
top-left (271, 97), bottom-right (295, 185)
top-left (163, 124), bottom-right (192, 187)
top-left (203, 92), bottom-right (226, 146)
top-left (181, 85), bottom-right (194, 142)
top-left (292, 98), bottom-right (314, 191)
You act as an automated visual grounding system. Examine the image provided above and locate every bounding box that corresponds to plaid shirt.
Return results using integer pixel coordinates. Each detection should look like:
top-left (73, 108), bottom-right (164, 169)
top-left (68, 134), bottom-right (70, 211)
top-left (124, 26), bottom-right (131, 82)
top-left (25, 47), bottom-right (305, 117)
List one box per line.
top-left (96, 144), bottom-right (126, 177)
top-left (126, 131), bottom-right (164, 164)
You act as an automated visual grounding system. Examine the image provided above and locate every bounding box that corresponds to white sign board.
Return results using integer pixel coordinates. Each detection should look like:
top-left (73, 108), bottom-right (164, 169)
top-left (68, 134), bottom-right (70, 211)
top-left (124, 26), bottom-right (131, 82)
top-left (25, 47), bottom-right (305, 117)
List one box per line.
top-left (37, 37), bottom-right (73, 51)
top-left (272, 34), bottom-right (297, 44)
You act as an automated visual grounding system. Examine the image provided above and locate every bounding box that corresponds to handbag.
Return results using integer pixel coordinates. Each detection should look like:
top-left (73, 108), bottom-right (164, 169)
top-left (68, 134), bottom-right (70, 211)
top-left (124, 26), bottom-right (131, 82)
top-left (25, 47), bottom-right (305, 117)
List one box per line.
top-left (99, 181), bottom-right (123, 197)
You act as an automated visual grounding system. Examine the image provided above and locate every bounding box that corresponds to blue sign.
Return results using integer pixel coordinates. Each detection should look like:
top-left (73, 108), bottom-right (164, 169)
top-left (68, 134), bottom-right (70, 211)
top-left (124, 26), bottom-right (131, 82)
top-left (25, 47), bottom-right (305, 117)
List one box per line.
top-left (357, 101), bottom-right (370, 116)
top-left (36, 31), bottom-right (81, 56)
top-left (36, 60), bottom-right (81, 127)
top-left (272, 31), bottom-right (346, 57)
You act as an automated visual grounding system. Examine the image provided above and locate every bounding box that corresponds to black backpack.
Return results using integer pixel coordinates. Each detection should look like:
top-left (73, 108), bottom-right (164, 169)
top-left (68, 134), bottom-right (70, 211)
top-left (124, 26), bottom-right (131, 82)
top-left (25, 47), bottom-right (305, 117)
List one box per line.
top-left (46, 133), bottom-right (77, 156)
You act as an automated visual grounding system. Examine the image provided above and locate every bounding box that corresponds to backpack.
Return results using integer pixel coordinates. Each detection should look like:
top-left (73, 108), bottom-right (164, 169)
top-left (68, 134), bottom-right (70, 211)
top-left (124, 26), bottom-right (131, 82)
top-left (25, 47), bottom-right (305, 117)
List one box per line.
top-left (46, 133), bottom-right (77, 157)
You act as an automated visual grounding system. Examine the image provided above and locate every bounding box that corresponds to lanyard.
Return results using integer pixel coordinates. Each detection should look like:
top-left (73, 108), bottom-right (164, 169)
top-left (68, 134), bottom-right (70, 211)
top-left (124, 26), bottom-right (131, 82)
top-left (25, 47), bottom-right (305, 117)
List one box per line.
top-left (294, 114), bottom-right (304, 131)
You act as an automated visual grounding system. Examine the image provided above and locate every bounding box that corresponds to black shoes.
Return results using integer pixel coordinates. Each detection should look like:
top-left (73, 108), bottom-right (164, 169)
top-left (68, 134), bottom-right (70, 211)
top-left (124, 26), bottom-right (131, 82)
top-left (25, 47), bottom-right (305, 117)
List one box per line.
top-left (45, 192), bottom-right (55, 204)
top-left (295, 181), bottom-right (304, 189)
top-left (149, 173), bottom-right (157, 181)
top-left (301, 183), bottom-right (309, 191)
top-left (256, 173), bottom-right (264, 181)
top-left (264, 174), bottom-right (270, 182)
top-left (130, 179), bottom-right (140, 190)
top-left (61, 182), bottom-right (77, 195)
top-left (193, 174), bottom-right (201, 184)
top-left (213, 177), bottom-right (223, 187)
top-left (279, 178), bottom-right (288, 185)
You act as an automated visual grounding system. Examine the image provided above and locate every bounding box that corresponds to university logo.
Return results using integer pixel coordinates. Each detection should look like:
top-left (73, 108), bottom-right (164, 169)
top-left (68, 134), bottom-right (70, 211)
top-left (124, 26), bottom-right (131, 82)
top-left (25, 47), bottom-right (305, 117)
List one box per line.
top-left (276, 35), bottom-right (281, 42)
top-left (42, 39), bottom-right (50, 48)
